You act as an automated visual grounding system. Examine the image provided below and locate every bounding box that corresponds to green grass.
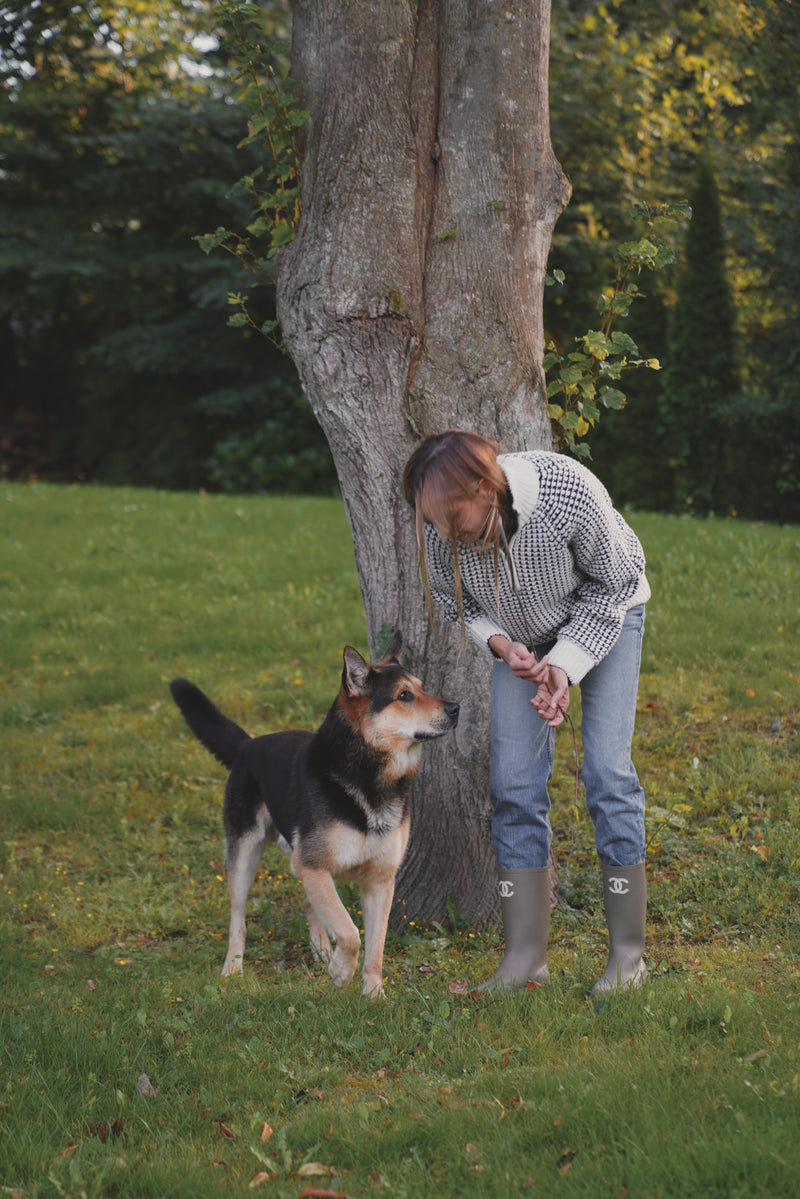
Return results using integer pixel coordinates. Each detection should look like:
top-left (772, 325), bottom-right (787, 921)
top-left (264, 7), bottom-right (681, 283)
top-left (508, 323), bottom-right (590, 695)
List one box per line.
top-left (2, 482), bottom-right (799, 1197)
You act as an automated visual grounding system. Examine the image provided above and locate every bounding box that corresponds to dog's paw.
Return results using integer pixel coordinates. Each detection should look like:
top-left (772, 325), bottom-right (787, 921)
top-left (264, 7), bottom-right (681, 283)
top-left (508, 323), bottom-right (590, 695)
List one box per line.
top-left (221, 956), bottom-right (244, 977)
top-left (362, 977), bottom-right (386, 1000)
top-left (327, 947), bottom-right (358, 988)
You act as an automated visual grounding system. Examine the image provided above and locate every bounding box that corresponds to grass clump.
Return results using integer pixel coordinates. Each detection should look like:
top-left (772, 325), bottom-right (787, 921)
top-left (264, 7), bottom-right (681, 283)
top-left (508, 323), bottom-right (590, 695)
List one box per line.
top-left (1, 483), bottom-right (799, 1197)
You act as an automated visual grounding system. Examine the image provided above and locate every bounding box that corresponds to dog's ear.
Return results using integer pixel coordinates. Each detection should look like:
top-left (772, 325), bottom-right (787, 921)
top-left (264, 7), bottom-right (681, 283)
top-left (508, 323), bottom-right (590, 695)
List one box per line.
top-left (375, 629), bottom-right (403, 666)
top-left (342, 646), bottom-right (371, 696)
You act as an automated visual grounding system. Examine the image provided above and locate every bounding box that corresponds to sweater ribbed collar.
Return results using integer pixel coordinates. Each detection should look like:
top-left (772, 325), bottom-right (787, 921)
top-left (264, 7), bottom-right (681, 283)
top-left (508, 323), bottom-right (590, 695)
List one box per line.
top-left (497, 453), bottom-right (541, 525)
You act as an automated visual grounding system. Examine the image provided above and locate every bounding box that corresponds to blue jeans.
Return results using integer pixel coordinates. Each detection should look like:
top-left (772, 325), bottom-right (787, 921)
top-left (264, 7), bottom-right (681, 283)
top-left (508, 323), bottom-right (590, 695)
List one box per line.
top-left (489, 604), bottom-right (646, 869)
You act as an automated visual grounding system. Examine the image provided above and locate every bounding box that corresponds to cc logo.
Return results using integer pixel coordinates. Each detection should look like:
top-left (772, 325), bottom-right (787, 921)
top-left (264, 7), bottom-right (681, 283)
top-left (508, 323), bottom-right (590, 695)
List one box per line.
top-left (498, 879), bottom-right (515, 899)
top-left (607, 876), bottom-right (630, 895)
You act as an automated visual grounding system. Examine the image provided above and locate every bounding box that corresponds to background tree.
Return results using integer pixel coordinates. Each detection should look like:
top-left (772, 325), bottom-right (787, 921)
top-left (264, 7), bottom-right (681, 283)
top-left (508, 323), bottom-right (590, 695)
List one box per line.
top-left (3, 0), bottom-right (797, 518)
top-left (659, 156), bottom-right (739, 512)
top-left (275, 0), bottom-right (570, 924)
top-left (0, 0), bottom-right (334, 490)
top-left (546, 0), bottom-right (799, 519)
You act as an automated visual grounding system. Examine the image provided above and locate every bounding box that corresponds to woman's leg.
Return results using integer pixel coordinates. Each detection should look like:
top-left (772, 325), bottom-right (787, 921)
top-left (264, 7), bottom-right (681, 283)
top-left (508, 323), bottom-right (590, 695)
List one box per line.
top-left (489, 659), bottom-right (554, 869)
top-left (579, 604), bottom-right (646, 867)
top-left (579, 604), bottom-right (648, 992)
top-left (480, 661), bottom-right (554, 991)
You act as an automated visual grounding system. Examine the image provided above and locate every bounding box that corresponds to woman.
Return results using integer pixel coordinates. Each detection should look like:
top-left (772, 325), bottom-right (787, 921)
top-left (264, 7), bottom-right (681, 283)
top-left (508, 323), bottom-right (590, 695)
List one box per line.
top-left (402, 430), bottom-right (651, 995)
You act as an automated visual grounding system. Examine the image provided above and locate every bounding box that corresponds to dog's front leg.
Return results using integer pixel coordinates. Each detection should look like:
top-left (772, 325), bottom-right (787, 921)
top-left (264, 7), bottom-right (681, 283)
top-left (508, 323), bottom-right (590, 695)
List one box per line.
top-left (296, 865), bottom-right (360, 988)
top-left (306, 901), bottom-right (333, 962)
top-left (359, 872), bottom-right (396, 999)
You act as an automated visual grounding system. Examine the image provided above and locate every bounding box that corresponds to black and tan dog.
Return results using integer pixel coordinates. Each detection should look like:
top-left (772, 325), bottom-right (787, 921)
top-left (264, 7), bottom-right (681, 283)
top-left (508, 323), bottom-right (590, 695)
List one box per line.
top-left (170, 633), bottom-right (458, 997)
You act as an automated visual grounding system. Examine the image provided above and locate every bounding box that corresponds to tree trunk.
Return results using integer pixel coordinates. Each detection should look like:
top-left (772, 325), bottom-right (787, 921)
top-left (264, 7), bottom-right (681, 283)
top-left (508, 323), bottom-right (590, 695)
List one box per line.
top-left (276, 0), bottom-right (570, 926)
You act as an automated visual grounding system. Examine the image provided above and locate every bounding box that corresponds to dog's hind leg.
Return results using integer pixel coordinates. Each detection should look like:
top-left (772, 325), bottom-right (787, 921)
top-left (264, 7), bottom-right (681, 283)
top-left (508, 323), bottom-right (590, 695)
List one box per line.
top-left (222, 806), bottom-right (269, 976)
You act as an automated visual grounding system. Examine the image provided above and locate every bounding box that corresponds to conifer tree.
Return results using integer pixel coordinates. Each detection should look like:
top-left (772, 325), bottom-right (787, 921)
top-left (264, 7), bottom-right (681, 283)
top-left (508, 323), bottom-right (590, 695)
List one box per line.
top-left (660, 155), bottom-right (740, 511)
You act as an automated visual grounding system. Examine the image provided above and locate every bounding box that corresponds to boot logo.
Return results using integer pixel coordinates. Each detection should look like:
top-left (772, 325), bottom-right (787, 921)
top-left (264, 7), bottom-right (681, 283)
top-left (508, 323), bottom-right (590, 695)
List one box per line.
top-left (608, 876), bottom-right (630, 895)
top-left (498, 879), bottom-right (515, 899)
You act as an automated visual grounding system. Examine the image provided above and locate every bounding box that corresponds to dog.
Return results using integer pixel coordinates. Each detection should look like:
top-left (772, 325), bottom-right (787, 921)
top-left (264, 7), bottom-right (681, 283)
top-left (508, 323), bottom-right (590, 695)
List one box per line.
top-left (169, 632), bottom-right (459, 997)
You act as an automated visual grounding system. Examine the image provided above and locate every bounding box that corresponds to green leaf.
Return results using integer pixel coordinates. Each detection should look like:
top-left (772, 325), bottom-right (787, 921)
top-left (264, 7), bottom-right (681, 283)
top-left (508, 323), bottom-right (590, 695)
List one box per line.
top-left (271, 220), bottom-right (296, 248)
top-left (194, 227), bottom-right (232, 255)
top-left (654, 244), bottom-right (676, 269)
top-left (582, 330), bottom-right (610, 360)
top-left (610, 331), bottom-right (638, 355)
top-left (246, 216), bottom-right (272, 236)
top-left (600, 387), bottom-right (627, 410)
top-left (609, 293), bottom-right (633, 316)
top-left (561, 363), bottom-right (588, 385)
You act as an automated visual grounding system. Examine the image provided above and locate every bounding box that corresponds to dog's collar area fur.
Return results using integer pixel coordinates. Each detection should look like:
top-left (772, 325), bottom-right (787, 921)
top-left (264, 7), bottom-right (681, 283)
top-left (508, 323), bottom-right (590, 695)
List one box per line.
top-left (328, 770), bottom-right (407, 836)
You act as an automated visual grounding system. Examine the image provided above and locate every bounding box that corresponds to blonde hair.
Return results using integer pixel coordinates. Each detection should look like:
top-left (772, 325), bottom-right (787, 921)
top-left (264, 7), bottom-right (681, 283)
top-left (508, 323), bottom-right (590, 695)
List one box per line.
top-left (402, 430), bottom-right (508, 635)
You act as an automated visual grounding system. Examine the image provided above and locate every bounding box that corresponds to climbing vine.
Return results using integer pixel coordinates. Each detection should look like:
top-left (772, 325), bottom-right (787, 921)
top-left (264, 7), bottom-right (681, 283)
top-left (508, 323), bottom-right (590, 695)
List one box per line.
top-left (194, 2), bottom-right (308, 343)
top-left (546, 200), bottom-right (691, 458)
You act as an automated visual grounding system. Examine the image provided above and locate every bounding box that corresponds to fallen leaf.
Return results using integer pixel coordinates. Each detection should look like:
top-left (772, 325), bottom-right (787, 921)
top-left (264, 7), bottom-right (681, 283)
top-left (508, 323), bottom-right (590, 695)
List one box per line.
top-left (219, 1121), bottom-right (236, 1140)
top-left (261, 1122), bottom-right (274, 1142)
top-left (298, 1191), bottom-right (348, 1199)
top-left (137, 1073), bottom-right (158, 1099)
top-left (87, 979), bottom-right (97, 992)
top-left (88, 1119), bottom-right (124, 1142)
top-left (249, 1173), bottom-right (271, 1188)
top-left (296, 1163), bottom-right (334, 1178)
top-left (448, 978), bottom-right (471, 995)
top-left (745, 1048), bottom-right (768, 1063)
top-left (556, 1147), bottom-right (576, 1172)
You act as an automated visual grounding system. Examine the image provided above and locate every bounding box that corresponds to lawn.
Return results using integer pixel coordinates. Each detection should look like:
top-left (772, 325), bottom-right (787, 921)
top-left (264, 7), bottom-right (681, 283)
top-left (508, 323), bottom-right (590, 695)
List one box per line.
top-left (1, 482), bottom-right (799, 1197)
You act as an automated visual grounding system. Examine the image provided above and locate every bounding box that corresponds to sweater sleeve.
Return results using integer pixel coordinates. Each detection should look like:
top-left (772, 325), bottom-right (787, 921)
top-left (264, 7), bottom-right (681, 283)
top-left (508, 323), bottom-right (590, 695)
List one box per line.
top-left (541, 462), bottom-right (650, 683)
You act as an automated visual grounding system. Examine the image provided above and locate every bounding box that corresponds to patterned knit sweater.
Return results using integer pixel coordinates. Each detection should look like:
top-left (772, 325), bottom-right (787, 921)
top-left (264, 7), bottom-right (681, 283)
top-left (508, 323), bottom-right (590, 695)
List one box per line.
top-left (423, 451), bottom-right (651, 685)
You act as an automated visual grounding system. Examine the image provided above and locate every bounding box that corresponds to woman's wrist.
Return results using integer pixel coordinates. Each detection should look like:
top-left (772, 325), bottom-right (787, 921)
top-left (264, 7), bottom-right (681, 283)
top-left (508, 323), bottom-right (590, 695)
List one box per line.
top-left (488, 634), bottom-right (511, 661)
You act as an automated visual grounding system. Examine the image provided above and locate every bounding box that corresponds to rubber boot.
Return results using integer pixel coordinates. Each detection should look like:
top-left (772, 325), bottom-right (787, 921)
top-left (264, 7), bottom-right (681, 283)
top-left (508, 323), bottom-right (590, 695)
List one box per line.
top-left (591, 862), bottom-right (648, 997)
top-left (477, 867), bottom-right (551, 994)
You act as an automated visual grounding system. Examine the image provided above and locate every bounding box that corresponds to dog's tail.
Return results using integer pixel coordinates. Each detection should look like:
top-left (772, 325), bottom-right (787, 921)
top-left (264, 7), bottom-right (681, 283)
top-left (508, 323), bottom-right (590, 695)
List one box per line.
top-left (169, 679), bottom-right (251, 769)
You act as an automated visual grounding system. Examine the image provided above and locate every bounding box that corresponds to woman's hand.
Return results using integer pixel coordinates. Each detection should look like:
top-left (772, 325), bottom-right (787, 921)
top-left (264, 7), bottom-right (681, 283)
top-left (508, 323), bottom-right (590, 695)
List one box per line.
top-left (530, 658), bottom-right (570, 728)
top-left (490, 637), bottom-right (540, 679)
top-left (489, 638), bottom-right (570, 726)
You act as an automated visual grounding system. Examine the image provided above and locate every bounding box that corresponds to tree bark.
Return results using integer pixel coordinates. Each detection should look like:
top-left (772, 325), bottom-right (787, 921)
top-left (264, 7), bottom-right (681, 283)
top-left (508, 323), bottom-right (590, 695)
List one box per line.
top-left (276, 0), bottom-right (570, 926)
